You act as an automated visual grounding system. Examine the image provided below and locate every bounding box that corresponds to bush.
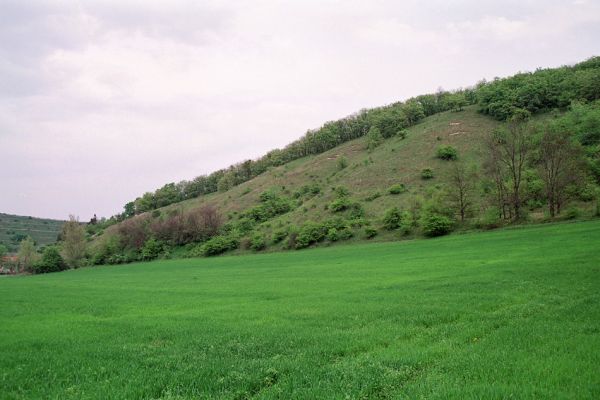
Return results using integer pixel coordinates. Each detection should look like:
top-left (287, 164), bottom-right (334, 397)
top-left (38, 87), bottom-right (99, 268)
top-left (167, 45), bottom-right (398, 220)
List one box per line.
top-left (337, 156), bottom-right (348, 170)
top-left (422, 214), bottom-right (454, 237)
top-left (476, 207), bottom-right (502, 230)
top-left (564, 206), bottom-right (581, 220)
top-left (364, 191), bottom-right (381, 201)
top-left (141, 238), bottom-right (164, 261)
top-left (329, 197), bottom-right (351, 212)
top-left (382, 207), bottom-right (403, 230)
top-left (272, 229), bottom-right (288, 244)
top-left (33, 247), bottom-right (66, 274)
top-left (200, 235), bottom-right (240, 256)
top-left (326, 228), bottom-right (340, 242)
top-left (296, 221), bottom-right (327, 249)
top-left (388, 184), bottom-right (406, 195)
top-left (421, 168), bottom-right (434, 180)
top-left (364, 227), bottom-right (378, 239)
top-left (250, 233), bottom-right (267, 251)
top-left (436, 145), bottom-right (458, 160)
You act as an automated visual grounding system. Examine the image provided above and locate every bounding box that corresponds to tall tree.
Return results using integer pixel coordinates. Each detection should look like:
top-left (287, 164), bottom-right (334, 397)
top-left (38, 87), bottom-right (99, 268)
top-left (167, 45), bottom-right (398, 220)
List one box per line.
top-left (537, 124), bottom-right (584, 217)
top-left (62, 215), bottom-right (87, 268)
top-left (485, 119), bottom-right (533, 221)
top-left (17, 236), bottom-right (38, 273)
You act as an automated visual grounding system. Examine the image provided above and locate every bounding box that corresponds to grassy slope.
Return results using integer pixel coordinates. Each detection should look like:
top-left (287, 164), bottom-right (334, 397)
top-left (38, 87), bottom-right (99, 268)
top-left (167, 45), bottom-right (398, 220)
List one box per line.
top-left (0, 213), bottom-right (65, 252)
top-left (105, 106), bottom-right (501, 248)
top-left (2, 220), bottom-right (599, 399)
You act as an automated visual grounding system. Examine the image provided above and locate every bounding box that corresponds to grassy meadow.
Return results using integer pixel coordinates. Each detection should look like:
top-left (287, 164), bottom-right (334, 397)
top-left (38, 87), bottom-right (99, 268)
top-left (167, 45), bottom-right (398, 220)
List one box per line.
top-left (1, 220), bottom-right (599, 399)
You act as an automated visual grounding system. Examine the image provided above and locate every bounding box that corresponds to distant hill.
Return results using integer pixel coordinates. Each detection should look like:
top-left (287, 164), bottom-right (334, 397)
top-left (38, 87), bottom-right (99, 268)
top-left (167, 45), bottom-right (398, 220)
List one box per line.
top-left (0, 213), bottom-right (65, 253)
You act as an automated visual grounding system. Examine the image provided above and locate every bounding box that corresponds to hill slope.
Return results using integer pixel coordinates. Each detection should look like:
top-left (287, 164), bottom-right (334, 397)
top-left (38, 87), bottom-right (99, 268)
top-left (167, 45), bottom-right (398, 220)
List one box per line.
top-left (0, 213), bottom-right (65, 252)
top-left (2, 220), bottom-right (599, 398)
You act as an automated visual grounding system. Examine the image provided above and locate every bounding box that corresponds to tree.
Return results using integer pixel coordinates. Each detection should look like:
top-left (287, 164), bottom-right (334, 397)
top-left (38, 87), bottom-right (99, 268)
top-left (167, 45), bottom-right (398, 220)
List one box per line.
top-left (123, 202), bottom-right (135, 218)
top-left (0, 244), bottom-right (7, 260)
top-left (17, 236), bottom-right (38, 273)
top-left (537, 124), bottom-right (584, 217)
top-left (366, 126), bottom-right (383, 150)
top-left (447, 162), bottom-right (477, 222)
top-left (61, 215), bottom-right (87, 268)
top-left (485, 119), bottom-right (533, 221)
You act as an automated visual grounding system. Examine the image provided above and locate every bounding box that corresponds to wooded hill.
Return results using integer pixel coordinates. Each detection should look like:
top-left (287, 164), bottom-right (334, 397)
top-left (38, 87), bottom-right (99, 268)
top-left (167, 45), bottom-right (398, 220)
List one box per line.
top-left (79, 57), bottom-right (600, 265)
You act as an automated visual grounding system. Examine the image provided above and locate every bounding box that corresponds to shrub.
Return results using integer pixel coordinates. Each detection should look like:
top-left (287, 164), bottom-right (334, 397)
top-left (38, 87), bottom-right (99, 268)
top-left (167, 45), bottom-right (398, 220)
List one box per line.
top-left (272, 229), bottom-right (288, 244)
top-left (364, 227), bottom-right (378, 239)
top-left (329, 197), bottom-right (351, 212)
top-left (364, 191), bottom-right (381, 201)
top-left (201, 235), bottom-right (240, 256)
top-left (296, 221), bottom-right (327, 249)
top-left (383, 207), bottom-right (403, 230)
top-left (436, 145), bottom-right (458, 160)
top-left (564, 206), bottom-right (581, 220)
top-left (141, 238), bottom-right (164, 261)
top-left (367, 126), bottom-right (383, 150)
top-left (388, 184), bottom-right (406, 195)
top-left (422, 214), bottom-right (454, 237)
top-left (337, 156), bottom-right (348, 170)
top-left (326, 228), bottom-right (339, 242)
top-left (421, 168), bottom-right (434, 180)
top-left (250, 233), bottom-right (267, 251)
top-left (33, 247), bottom-right (66, 274)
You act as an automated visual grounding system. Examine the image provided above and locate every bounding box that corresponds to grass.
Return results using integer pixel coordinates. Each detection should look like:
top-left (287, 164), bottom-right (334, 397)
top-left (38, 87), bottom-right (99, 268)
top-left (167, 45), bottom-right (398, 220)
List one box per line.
top-left (2, 220), bottom-right (600, 399)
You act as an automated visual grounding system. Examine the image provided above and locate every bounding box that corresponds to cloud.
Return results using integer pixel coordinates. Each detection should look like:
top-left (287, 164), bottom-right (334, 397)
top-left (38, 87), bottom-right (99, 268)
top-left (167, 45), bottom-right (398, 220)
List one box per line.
top-left (1, 0), bottom-right (600, 219)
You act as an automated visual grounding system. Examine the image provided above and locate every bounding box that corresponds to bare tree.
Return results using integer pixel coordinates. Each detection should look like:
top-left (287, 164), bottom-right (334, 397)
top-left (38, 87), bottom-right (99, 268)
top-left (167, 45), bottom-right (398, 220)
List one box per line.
top-left (62, 215), bottom-right (87, 268)
top-left (537, 126), bottom-right (584, 217)
top-left (484, 134), bottom-right (511, 220)
top-left (447, 162), bottom-right (477, 222)
top-left (485, 120), bottom-right (533, 221)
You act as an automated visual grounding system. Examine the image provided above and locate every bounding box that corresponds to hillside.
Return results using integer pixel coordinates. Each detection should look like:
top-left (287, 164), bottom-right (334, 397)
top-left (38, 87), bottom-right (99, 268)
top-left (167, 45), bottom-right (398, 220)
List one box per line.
top-left (161, 107), bottom-right (497, 236)
top-left (2, 221), bottom-right (599, 398)
top-left (0, 213), bottom-right (65, 253)
top-left (86, 57), bottom-right (600, 265)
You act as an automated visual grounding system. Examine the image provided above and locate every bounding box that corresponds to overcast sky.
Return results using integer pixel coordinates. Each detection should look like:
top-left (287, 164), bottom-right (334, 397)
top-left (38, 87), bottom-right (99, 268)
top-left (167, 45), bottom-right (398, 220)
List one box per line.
top-left (1, 0), bottom-right (599, 220)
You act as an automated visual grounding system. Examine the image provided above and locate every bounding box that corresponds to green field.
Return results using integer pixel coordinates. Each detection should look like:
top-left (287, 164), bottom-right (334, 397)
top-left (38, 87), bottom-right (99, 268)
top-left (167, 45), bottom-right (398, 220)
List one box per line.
top-left (1, 221), bottom-right (599, 399)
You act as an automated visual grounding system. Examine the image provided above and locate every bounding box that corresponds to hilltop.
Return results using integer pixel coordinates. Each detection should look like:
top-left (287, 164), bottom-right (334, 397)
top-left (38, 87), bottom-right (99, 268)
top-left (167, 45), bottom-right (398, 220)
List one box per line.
top-left (0, 213), bottom-right (65, 253)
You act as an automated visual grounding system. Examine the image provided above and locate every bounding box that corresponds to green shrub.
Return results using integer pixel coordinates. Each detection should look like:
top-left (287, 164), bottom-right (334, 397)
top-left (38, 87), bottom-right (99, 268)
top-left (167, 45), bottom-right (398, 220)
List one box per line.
top-left (326, 228), bottom-right (339, 242)
top-left (201, 235), bottom-right (240, 256)
top-left (329, 197), bottom-right (351, 212)
top-left (383, 207), bottom-right (404, 230)
top-left (422, 214), bottom-right (454, 237)
top-left (436, 145), bottom-right (458, 160)
top-left (333, 186), bottom-right (350, 198)
top-left (364, 191), bottom-right (381, 201)
top-left (388, 184), bottom-right (406, 195)
top-left (250, 233), bottom-right (267, 251)
top-left (564, 206), bottom-right (581, 220)
top-left (141, 238), bottom-right (164, 261)
top-left (421, 168), bottom-right (434, 180)
top-left (364, 227), bottom-right (378, 239)
top-left (272, 229), bottom-right (288, 244)
top-left (296, 222), bottom-right (327, 249)
top-left (33, 247), bottom-right (66, 274)
top-left (337, 156), bottom-right (348, 170)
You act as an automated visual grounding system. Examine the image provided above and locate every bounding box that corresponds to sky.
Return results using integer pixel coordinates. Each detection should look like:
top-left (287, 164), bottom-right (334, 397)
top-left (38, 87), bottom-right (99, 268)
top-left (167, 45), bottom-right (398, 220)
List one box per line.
top-left (1, 0), bottom-right (599, 220)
